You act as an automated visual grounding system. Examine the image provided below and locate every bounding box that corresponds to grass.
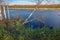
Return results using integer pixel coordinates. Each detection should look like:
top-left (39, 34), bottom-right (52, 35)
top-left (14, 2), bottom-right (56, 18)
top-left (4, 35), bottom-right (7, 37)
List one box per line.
top-left (0, 20), bottom-right (60, 40)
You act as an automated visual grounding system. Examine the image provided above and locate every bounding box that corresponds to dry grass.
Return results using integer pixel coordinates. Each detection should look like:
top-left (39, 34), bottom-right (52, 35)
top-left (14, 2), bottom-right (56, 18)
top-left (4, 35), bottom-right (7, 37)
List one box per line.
top-left (0, 4), bottom-right (60, 9)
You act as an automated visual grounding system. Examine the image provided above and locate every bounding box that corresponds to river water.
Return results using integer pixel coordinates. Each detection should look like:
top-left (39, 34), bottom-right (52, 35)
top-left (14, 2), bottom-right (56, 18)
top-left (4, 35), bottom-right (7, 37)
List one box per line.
top-left (2, 9), bottom-right (60, 28)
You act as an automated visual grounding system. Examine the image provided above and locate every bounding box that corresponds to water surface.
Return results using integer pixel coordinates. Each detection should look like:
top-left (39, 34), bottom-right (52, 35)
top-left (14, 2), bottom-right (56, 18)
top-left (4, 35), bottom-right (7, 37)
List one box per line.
top-left (3, 9), bottom-right (60, 28)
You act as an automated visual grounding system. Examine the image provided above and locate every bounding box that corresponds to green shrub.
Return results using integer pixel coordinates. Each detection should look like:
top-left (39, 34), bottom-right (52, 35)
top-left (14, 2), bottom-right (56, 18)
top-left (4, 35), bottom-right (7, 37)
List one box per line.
top-left (0, 21), bottom-right (60, 40)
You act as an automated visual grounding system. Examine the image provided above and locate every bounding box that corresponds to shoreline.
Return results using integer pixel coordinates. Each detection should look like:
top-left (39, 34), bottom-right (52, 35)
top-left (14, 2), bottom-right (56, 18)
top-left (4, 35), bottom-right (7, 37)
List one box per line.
top-left (0, 4), bottom-right (60, 10)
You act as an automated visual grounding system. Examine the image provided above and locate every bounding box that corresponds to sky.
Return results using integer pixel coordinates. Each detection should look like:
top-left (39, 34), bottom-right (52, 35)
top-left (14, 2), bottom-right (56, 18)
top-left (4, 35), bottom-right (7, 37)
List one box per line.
top-left (4, 0), bottom-right (60, 5)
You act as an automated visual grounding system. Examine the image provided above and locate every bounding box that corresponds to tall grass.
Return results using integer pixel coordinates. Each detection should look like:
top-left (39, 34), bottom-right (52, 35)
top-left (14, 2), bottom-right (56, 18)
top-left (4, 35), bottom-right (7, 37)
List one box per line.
top-left (0, 20), bottom-right (60, 40)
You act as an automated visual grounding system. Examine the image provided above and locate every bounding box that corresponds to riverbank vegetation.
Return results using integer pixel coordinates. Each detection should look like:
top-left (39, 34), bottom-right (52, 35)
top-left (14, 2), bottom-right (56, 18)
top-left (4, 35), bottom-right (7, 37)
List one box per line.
top-left (0, 20), bottom-right (60, 40)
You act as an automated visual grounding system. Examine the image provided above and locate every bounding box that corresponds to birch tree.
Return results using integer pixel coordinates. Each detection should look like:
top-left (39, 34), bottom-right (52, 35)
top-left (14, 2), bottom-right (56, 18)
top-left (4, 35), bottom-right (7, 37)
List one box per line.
top-left (1, 0), bottom-right (7, 19)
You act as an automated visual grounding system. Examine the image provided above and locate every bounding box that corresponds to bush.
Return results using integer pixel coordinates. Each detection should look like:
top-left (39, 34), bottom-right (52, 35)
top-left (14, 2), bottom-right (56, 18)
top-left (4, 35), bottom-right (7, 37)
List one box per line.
top-left (0, 21), bottom-right (60, 40)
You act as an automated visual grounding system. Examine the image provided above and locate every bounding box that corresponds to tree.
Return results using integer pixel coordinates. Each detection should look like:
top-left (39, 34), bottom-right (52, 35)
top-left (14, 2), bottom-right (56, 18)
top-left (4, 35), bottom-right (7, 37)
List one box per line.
top-left (1, 0), bottom-right (7, 19)
top-left (6, 0), bottom-right (10, 19)
top-left (23, 0), bottom-right (44, 24)
top-left (0, 1), bottom-right (1, 4)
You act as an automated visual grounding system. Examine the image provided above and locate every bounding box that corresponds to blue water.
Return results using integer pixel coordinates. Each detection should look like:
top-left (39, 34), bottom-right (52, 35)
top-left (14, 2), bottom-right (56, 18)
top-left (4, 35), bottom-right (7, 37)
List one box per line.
top-left (2, 9), bottom-right (60, 28)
